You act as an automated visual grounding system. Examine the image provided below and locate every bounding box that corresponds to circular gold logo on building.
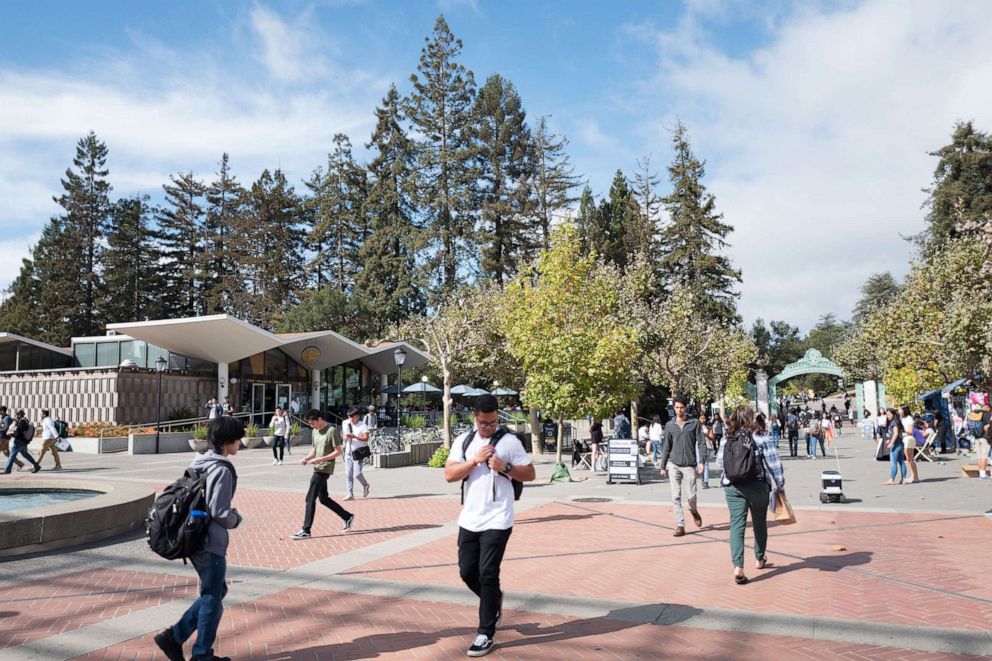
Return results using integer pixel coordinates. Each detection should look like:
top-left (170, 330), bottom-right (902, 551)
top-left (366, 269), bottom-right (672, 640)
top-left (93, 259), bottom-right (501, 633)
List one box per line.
top-left (301, 346), bottom-right (321, 365)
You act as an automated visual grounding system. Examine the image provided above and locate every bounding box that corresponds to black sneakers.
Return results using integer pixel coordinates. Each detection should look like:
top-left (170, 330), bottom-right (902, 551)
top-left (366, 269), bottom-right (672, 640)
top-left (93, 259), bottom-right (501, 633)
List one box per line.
top-left (290, 529), bottom-right (311, 540)
top-left (154, 629), bottom-right (184, 661)
top-left (343, 514), bottom-right (355, 531)
top-left (467, 634), bottom-right (494, 657)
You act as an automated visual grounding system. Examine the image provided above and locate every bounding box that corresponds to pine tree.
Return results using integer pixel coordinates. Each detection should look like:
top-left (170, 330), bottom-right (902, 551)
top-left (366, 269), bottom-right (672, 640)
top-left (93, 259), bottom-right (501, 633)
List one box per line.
top-left (474, 73), bottom-right (536, 284)
top-left (309, 134), bottom-right (366, 293)
top-left (530, 116), bottom-right (580, 252)
top-left (103, 196), bottom-right (163, 323)
top-left (923, 121), bottom-right (992, 248)
top-left (0, 257), bottom-right (41, 339)
top-left (38, 132), bottom-right (113, 340)
top-left (239, 169), bottom-right (303, 328)
top-left (405, 15), bottom-right (478, 295)
top-left (658, 122), bottom-right (741, 324)
top-left (575, 184), bottom-right (600, 256)
top-left (594, 170), bottom-right (640, 269)
top-left (202, 154), bottom-right (247, 314)
top-left (157, 172), bottom-right (207, 317)
top-left (354, 84), bottom-right (426, 338)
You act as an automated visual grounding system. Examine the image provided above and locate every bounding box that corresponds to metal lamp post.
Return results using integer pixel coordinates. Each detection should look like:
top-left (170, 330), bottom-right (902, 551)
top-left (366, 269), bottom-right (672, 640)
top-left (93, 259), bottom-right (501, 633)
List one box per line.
top-left (393, 348), bottom-right (406, 449)
top-left (155, 356), bottom-right (167, 454)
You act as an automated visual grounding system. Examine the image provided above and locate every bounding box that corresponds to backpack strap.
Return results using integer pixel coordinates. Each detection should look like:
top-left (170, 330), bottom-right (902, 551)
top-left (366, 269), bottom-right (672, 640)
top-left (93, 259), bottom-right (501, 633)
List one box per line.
top-left (459, 428), bottom-right (513, 504)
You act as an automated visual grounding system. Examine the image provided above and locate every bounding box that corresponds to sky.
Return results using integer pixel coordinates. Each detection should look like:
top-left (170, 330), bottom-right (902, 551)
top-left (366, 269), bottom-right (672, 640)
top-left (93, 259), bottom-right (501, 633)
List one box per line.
top-left (1, 0), bottom-right (991, 333)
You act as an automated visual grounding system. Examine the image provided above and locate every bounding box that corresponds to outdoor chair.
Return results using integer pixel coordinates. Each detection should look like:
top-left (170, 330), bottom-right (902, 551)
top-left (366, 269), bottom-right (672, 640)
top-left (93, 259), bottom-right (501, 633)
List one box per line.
top-left (572, 440), bottom-right (592, 470)
top-left (915, 432), bottom-right (938, 463)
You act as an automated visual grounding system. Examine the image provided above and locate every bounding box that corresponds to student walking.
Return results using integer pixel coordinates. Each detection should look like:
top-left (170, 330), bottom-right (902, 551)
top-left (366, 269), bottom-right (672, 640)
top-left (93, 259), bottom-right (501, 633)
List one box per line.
top-left (154, 417), bottom-right (244, 661)
top-left (658, 396), bottom-right (707, 536)
top-left (291, 409), bottom-right (354, 540)
top-left (36, 409), bottom-right (62, 471)
top-left (0, 406), bottom-right (24, 471)
top-left (342, 407), bottom-right (370, 500)
top-left (444, 394), bottom-right (535, 657)
top-left (786, 409), bottom-right (800, 457)
top-left (3, 411), bottom-right (40, 474)
top-left (270, 407), bottom-right (289, 465)
top-left (717, 405), bottom-right (785, 585)
top-left (648, 415), bottom-right (663, 464)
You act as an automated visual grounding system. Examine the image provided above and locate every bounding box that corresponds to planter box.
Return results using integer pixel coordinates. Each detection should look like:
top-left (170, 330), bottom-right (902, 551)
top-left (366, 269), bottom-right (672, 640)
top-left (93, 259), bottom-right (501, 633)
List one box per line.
top-left (373, 441), bottom-right (442, 468)
top-left (188, 438), bottom-right (209, 453)
top-left (128, 432), bottom-right (195, 455)
top-left (69, 436), bottom-right (129, 454)
top-left (263, 435), bottom-right (276, 447)
top-left (242, 436), bottom-right (264, 449)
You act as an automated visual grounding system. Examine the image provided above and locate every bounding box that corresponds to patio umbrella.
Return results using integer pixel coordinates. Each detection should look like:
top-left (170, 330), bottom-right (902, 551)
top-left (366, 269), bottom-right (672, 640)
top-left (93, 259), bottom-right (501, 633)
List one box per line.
top-left (492, 387), bottom-right (518, 396)
top-left (380, 384), bottom-right (401, 395)
top-left (402, 382), bottom-right (443, 394)
top-left (450, 384), bottom-right (476, 395)
top-left (468, 387), bottom-right (490, 396)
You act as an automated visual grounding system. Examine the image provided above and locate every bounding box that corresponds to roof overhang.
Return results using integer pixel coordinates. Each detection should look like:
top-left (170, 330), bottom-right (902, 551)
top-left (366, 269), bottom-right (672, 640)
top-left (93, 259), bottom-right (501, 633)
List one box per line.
top-left (0, 333), bottom-right (72, 356)
top-left (359, 342), bottom-right (431, 374)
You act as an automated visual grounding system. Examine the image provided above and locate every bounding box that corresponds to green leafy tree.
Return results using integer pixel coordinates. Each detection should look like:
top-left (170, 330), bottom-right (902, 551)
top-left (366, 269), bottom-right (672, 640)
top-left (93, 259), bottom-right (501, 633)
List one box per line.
top-left (157, 171), bottom-right (207, 317)
top-left (529, 116), bottom-right (580, 251)
top-left (657, 121), bottom-right (741, 324)
top-left (202, 153), bottom-right (247, 314)
top-left (922, 121), bottom-right (992, 248)
top-left (405, 15), bottom-right (478, 295)
top-left (354, 84), bottom-right (427, 338)
top-left (501, 224), bottom-right (641, 465)
top-left (852, 272), bottom-right (900, 323)
top-left (103, 196), bottom-right (163, 322)
top-left (278, 287), bottom-right (380, 341)
top-left (474, 73), bottom-right (536, 284)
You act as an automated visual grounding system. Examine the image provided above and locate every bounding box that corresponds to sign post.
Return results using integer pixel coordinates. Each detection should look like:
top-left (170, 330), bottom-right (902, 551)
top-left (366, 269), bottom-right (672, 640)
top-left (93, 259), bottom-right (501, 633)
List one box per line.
top-left (606, 437), bottom-right (640, 485)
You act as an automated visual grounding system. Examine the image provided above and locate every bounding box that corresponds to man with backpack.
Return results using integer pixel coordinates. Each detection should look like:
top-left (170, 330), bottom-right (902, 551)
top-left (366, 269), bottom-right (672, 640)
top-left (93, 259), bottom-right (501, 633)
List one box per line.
top-left (807, 413), bottom-right (824, 459)
top-left (154, 416), bottom-right (244, 661)
top-left (445, 394), bottom-right (535, 657)
top-left (658, 396), bottom-right (707, 537)
top-left (3, 410), bottom-right (40, 474)
top-left (0, 405), bottom-right (24, 471)
top-left (36, 409), bottom-right (62, 471)
top-left (786, 409), bottom-right (800, 457)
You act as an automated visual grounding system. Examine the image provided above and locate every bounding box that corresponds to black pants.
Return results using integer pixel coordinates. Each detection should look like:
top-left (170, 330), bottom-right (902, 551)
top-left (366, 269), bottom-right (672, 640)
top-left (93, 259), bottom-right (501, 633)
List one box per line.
top-left (458, 526), bottom-right (512, 638)
top-left (788, 431), bottom-right (799, 456)
top-left (272, 435), bottom-right (285, 461)
top-left (302, 472), bottom-right (351, 532)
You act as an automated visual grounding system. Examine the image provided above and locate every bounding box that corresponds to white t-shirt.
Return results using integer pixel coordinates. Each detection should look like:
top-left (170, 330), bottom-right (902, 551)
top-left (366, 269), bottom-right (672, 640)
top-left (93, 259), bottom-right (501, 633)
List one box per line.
top-left (638, 425), bottom-right (650, 442)
top-left (342, 419), bottom-right (369, 453)
top-left (821, 419), bottom-right (831, 431)
top-left (450, 429), bottom-right (532, 532)
top-left (271, 414), bottom-right (289, 437)
top-left (649, 423), bottom-right (663, 442)
top-left (901, 416), bottom-right (914, 433)
top-left (876, 414), bottom-right (887, 427)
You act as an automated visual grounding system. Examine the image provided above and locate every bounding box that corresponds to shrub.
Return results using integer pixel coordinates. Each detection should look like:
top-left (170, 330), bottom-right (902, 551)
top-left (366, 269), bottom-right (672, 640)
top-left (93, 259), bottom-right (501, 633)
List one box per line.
top-left (192, 424), bottom-right (208, 440)
top-left (166, 406), bottom-right (196, 422)
top-left (402, 414), bottom-right (427, 429)
top-left (245, 422), bottom-right (259, 438)
top-left (290, 421), bottom-right (302, 436)
top-left (427, 444), bottom-right (449, 467)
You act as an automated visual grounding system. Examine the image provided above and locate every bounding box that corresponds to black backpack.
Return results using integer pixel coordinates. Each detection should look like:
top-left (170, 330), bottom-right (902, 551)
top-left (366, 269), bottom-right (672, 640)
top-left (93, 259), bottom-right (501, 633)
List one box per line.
top-left (461, 428), bottom-right (524, 503)
top-left (722, 430), bottom-right (762, 484)
top-left (146, 463), bottom-right (236, 561)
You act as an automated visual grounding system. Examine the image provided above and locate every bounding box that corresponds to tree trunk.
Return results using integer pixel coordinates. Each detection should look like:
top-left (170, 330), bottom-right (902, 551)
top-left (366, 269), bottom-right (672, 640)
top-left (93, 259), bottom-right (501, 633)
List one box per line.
top-left (555, 413), bottom-right (564, 464)
top-left (530, 407), bottom-right (543, 456)
top-left (442, 368), bottom-right (453, 449)
top-left (630, 399), bottom-right (639, 435)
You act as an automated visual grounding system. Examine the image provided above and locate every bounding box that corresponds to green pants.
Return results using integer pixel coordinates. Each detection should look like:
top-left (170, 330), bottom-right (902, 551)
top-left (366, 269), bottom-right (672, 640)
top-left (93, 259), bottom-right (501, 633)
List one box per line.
top-left (724, 479), bottom-right (771, 569)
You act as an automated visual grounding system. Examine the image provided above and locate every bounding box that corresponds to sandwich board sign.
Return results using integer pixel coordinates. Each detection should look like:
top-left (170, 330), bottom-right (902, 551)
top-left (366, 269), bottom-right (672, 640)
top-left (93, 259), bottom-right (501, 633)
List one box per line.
top-left (607, 438), bottom-right (640, 485)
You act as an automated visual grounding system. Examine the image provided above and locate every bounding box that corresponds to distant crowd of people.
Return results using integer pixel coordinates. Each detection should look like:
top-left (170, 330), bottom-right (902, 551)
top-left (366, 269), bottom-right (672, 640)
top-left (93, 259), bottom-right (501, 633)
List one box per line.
top-left (1, 406), bottom-right (66, 474)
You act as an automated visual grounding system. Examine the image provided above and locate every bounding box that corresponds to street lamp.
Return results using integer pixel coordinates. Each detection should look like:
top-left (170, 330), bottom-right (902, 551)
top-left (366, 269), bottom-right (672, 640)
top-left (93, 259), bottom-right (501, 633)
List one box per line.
top-left (155, 356), bottom-right (167, 454)
top-left (393, 348), bottom-right (407, 449)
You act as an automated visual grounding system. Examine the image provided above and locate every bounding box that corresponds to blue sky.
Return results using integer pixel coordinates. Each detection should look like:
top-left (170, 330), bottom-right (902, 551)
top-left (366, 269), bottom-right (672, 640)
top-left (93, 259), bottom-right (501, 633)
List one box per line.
top-left (2, 0), bottom-right (992, 332)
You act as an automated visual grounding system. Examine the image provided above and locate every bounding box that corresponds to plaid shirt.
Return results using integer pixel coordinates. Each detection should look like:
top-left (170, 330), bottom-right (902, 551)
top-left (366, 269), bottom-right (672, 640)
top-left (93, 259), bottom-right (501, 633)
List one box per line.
top-left (717, 432), bottom-right (785, 491)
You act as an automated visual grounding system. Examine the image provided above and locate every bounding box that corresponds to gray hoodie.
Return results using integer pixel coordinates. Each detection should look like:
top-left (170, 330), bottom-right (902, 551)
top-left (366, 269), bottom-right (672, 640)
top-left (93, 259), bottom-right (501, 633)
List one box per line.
top-left (190, 450), bottom-right (242, 556)
top-left (659, 417), bottom-right (706, 468)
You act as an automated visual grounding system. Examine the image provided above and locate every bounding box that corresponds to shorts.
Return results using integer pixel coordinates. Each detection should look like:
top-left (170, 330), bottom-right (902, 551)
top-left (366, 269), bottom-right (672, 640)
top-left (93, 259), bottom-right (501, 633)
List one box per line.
top-left (903, 436), bottom-right (917, 449)
top-left (976, 437), bottom-right (991, 459)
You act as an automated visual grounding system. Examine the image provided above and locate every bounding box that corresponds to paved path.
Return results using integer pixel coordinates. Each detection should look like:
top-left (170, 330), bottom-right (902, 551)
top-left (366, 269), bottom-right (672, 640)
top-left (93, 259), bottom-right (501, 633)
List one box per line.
top-left (2, 432), bottom-right (991, 660)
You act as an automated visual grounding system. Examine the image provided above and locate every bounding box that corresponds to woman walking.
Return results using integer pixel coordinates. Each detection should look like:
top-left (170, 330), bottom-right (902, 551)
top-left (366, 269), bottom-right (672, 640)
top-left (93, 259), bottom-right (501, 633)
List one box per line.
top-left (898, 406), bottom-right (919, 483)
top-left (271, 407), bottom-right (289, 465)
top-left (717, 405), bottom-right (785, 585)
top-left (589, 418), bottom-right (604, 470)
top-left (883, 408), bottom-right (907, 485)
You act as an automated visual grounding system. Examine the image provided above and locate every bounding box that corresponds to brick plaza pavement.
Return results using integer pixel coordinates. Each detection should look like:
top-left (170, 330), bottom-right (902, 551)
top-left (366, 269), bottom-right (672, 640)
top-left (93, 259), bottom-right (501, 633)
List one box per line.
top-left (2, 440), bottom-right (991, 660)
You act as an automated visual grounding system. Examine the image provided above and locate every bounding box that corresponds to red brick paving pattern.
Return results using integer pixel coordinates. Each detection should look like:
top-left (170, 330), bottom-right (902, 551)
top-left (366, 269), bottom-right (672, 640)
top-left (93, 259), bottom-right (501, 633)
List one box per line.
top-left (217, 488), bottom-right (462, 569)
top-left (73, 587), bottom-right (984, 660)
top-left (344, 501), bottom-right (992, 631)
top-left (0, 569), bottom-right (195, 650)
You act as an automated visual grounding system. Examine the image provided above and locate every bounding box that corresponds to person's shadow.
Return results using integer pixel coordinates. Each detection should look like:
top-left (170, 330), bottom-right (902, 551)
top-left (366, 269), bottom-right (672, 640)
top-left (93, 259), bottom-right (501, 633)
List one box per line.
top-left (748, 551), bottom-right (873, 582)
top-left (250, 603), bottom-right (703, 659)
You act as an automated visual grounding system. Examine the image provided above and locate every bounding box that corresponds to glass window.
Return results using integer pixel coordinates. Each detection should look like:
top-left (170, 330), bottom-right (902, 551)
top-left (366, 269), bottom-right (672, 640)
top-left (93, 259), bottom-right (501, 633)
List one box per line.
top-left (0, 342), bottom-right (17, 371)
top-left (169, 353), bottom-right (187, 371)
top-left (186, 356), bottom-right (214, 377)
top-left (147, 344), bottom-right (168, 370)
top-left (264, 349), bottom-right (287, 379)
top-left (96, 341), bottom-right (119, 367)
top-left (120, 340), bottom-right (147, 368)
top-left (75, 343), bottom-right (96, 368)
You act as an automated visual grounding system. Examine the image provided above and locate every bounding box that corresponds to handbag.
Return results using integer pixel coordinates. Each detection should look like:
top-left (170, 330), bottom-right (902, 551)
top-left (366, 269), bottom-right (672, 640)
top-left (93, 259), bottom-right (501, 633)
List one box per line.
top-left (773, 491), bottom-right (796, 525)
top-left (351, 445), bottom-right (372, 461)
top-left (54, 438), bottom-right (72, 452)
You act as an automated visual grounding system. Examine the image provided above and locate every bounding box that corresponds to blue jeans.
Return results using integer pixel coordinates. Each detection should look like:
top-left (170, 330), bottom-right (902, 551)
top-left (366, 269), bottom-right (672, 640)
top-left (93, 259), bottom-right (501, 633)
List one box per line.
top-left (4, 443), bottom-right (38, 472)
top-left (889, 444), bottom-right (907, 482)
top-left (174, 550), bottom-right (227, 659)
top-left (650, 440), bottom-right (661, 462)
top-left (700, 446), bottom-right (710, 484)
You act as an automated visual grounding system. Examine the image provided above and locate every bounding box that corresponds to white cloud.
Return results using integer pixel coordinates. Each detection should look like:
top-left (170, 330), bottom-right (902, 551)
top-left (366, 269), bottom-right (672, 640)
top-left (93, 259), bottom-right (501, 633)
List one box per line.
top-left (249, 4), bottom-right (332, 83)
top-left (633, 0), bottom-right (992, 332)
